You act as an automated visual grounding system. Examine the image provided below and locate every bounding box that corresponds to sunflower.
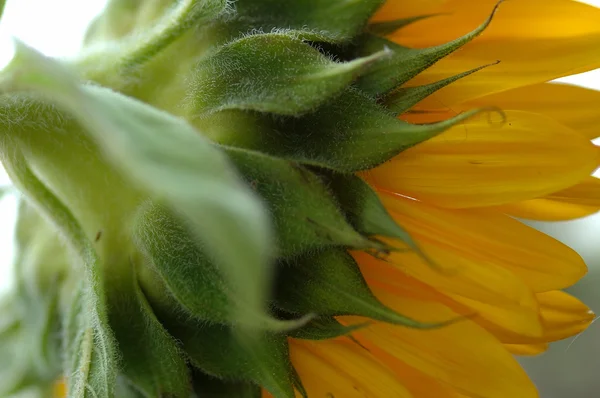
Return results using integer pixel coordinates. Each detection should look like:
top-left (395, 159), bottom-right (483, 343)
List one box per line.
top-left (0, 0), bottom-right (598, 397)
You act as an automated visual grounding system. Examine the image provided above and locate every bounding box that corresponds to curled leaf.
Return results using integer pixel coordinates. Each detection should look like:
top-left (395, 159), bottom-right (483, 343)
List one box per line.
top-left (1, 42), bottom-right (275, 331)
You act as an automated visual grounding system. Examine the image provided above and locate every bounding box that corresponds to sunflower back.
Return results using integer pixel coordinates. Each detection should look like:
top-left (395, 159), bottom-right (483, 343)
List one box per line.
top-left (0, 1), bottom-right (503, 397)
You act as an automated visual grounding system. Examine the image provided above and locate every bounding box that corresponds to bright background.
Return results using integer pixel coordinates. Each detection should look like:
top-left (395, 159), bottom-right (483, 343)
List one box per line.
top-left (1, 1), bottom-right (600, 397)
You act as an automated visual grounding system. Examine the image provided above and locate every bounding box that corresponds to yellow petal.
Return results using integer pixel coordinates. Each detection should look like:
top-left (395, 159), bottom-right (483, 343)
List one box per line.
top-left (389, 0), bottom-right (600, 46)
top-left (341, 287), bottom-right (538, 398)
top-left (390, 0), bottom-right (600, 105)
top-left (347, 342), bottom-right (459, 397)
top-left (480, 291), bottom-right (594, 345)
top-left (537, 291), bottom-right (595, 342)
top-left (403, 84), bottom-right (600, 143)
top-left (378, 193), bottom-right (587, 292)
top-left (289, 339), bottom-right (414, 398)
top-left (460, 83), bottom-right (600, 140)
top-left (356, 250), bottom-right (543, 338)
top-left (547, 176), bottom-right (600, 207)
top-left (359, 258), bottom-right (548, 342)
top-left (496, 199), bottom-right (599, 222)
top-left (496, 177), bottom-right (600, 221)
top-left (505, 343), bottom-right (549, 356)
top-left (366, 111), bottom-right (599, 208)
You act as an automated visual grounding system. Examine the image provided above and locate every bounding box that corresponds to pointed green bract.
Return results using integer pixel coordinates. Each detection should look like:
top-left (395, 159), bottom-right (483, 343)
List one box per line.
top-left (225, 147), bottom-right (385, 256)
top-left (181, 325), bottom-right (295, 398)
top-left (105, 265), bottom-right (191, 397)
top-left (140, 270), bottom-right (296, 398)
top-left (189, 33), bottom-right (387, 116)
top-left (217, 89), bottom-right (483, 172)
top-left (319, 171), bottom-right (417, 248)
top-left (356, 3), bottom-right (502, 96)
top-left (319, 171), bottom-right (437, 267)
top-left (367, 14), bottom-right (441, 36)
top-left (231, 0), bottom-right (385, 42)
top-left (133, 201), bottom-right (232, 323)
top-left (276, 248), bottom-right (459, 329)
top-left (385, 62), bottom-right (500, 115)
top-left (288, 316), bottom-right (369, 341)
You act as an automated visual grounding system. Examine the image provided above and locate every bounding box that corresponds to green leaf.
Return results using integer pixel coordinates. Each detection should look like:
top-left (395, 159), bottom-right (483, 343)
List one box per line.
top-left (367, 14), bottom-right (442, 36)
top-left (287, 316), bottom-right (368, 341)
top-left (218, 89), bottom-right (482, 172)
top-left (355, 2), bottom-right (502, 96)
top-left (231, 0), bottom-right (385, 43)
top-left (192, 372), bottom-right (261, 398)
top-left (1, 42), bottom-right (274, 331)
top-left (276, 248), bottom-right (460, 329)
top-left (0, 148), bottom-right (118, 398)
top-left (384, 62), bottom-right (500, 115)
top-left (105, 261), bottom-right (191, 397)
top-left (140, 268), bottom-right (296, 398)
top-left (224, 147), bottom-right (386, 257)
top-left (189, 33), bottom-right (387, 116)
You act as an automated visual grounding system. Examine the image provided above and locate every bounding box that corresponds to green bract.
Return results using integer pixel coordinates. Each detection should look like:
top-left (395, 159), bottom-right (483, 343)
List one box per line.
top-left (0, 1), bottom-right (500, 397)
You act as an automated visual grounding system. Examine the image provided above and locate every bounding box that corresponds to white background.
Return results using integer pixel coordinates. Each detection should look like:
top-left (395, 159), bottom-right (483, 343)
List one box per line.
top-left (1, 0), bottom-right (600, 293)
